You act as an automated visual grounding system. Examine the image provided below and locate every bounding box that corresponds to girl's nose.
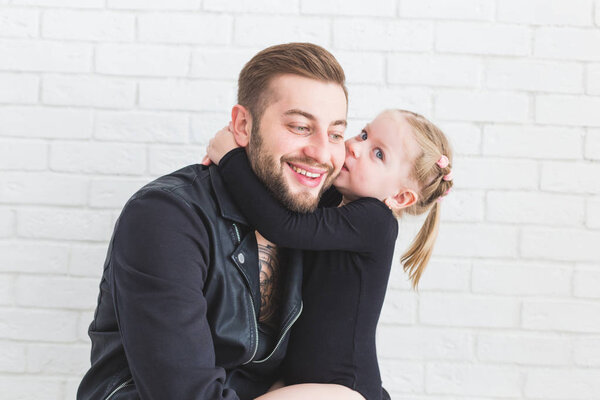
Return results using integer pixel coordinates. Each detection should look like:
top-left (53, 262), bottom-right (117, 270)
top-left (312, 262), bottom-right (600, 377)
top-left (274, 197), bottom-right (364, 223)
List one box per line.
top-left (346, 141), bottom-right (360, 158)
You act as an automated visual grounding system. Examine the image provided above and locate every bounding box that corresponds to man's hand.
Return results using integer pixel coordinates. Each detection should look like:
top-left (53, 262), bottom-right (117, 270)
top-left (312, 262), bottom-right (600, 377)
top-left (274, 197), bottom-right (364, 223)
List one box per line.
top-left (206, 123), bottom-right (240, 165)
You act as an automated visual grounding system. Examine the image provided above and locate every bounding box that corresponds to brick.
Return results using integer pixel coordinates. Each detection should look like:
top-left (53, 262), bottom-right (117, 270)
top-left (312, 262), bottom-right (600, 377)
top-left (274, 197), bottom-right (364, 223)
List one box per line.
top-left (380, 290), bottom-right (417, 324)
top-left (43, 75), bottom-right (136, 108)
top-left (537, 95), bottom-right (600, 127)
top-left (0, 139), bottom-right (46, 171)
top-left (426, 363), bottom-right (521, 397)
top-left (0, 172), bottom-right (88, 206)
top-left (523, 300), bottom-right (600, 332)
top-left (205, 0), bottom-right (297, 12)
top-left (69, 244), bottom-right (107, 277)
top-left (90, 178), bottom-right (147, 208)
top-left (139, 80), bottom-right (235, 112)
top-left (438, 223), bottom-right (519, 258)
top-left (0, 377), bottom-right (61, 400)
top-left (478, 332), bottom-right (570, 366)
top-left (0, 308), bottom-right (78, 342)
top-left (301, 0), bottom-right (395, 16)
top-left (525, 369), bottom-right (600, 399)
top-left (334, 19), bottom-right (433, 51)
top-left (347, 85), bottom-right (432, 119)
top-left (332, 51), bottom-right (385, 84)
top-left (535, 27), bottom-right (600, 61)
top-left (50, 141), bottom-right (146, 175)
top-left (487, 191), bottom-right (585, 226)
top-left (42, 10), bottom-right (134, 41)
top-left (0, 40), bottom-right (91, 72)
top-left (441, 189), bottom-right (484, 222)
top-left (0, 9), bottom-right (38, 38)
top-left (95, 111), bottom-right (189, 143)
top-left (413, 259), bottom-right (471, 291)
top-left (574, 265), bottom-right (600, 298)
top-left (0, 242), bottom-right (68, 274)
top-left (17, 208), bottom-right (113, 241)
top-left (420, 293), bottom-right (519, 328)
top-left (453, 158), bottom-right (538, 190)
top-left (435, 91), bottom-right (529, 123)
top-left (13, 0), bottom-right (103, 6)
top-left (483, 125), bottom-right (584, 159)
top-left (96, 44), bottom-right (189, 77)
top-left (574, 337), bottom-right (600, 366)
top-left (522, 227), bottom-right (600, 262)
top-left (586, 128), bottom-right (600, 160)
top-left (64, 379), bottom-right (80, 400)
top-left (148, 144), bottom-right (205, 176)
top-left (588, 198), bottom-right (600, 228)
top-left (436, 122), bottom-right (481, 155)
top-left (472, 261), bottom-right (571, 296)
top-left (597, 0), bottom-right (600, 24)
top-left (16, 275), bottom-right (98, 310)
top-left (388, 54), bottom-right (481, 88)
top-left (0, 73), bottom-right (38, 104)
top-left (0, 341), bottom-right (26, 372)
top-left (376, 326), bottom-right (473, 360)
top-left (379, 359), bottom-right (424, 394)
top-left (588, 64), bottom-right (600, 95)
top-left (138, 13), bottom-right (231, 44)
top-left (0, 107), bottom-right (92, 139)
top-left (0, 209), bottom-right (14, 237)
top-left (399, 0), bottom-right (494, 20)
top-left (191, 112), bottom-right (232, 145)
top-left (541, 161), bottom-right (600, 194)
top-left (27, 343), bottom-right (90, 375)
top-left (235, 16), bottom-right (330, 47)
top-left (107, 0), bottom-right (200, 9)
top-left (486, 60), bottom-right (583, 93)
top-left (436, 22), bottom-right (530, 56)
top-left (0, 275), bottom-right (13, 305)
top-left (498, 0), bottom-right (593, 25)
top-left (189, 48), bottom-right (255, 80)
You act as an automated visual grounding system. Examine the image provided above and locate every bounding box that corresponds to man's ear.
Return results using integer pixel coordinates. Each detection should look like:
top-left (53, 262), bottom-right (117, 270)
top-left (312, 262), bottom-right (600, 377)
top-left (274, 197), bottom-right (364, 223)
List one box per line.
top-left (230, 104), bottom-right (252, 147)
top-left (384, 189), bottom-right (418, 211)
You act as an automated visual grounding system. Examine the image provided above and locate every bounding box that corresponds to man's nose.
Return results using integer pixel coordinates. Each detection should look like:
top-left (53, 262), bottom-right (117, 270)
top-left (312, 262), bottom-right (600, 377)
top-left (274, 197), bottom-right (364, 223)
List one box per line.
top-left (304, 129), bottom-right (332, 165)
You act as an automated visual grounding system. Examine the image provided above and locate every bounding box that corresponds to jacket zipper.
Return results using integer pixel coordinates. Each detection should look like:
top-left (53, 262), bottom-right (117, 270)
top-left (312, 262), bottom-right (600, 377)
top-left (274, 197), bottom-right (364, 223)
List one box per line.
top-left (243, 292), bottom-right (260, 365)
top-left (253, 301), bottom-right (303, 364)
top-left (105, 377), bottom-right (133, 400)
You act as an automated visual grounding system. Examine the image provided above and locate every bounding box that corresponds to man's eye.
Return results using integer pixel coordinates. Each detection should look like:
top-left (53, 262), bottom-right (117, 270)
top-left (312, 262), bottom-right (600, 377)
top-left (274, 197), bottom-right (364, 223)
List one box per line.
top-left (360, 130), bottom-right (368, 140)
top-left (374, 149), bottom-right (384, 160)
top-left (293, 126), bottom-right (309, 133)
top-left (330, 133), bottom-right (344, 142)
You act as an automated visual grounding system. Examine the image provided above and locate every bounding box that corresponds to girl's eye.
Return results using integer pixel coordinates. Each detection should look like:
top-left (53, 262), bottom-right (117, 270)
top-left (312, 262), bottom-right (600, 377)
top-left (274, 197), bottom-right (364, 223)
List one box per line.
top-left (374, 149), bottom-right (384, 160)
top-left (360, 130), bottom-right (368, 140)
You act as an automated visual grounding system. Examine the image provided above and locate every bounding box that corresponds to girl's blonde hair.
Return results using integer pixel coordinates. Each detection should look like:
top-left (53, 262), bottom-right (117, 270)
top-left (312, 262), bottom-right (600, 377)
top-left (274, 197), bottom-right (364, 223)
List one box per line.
top-left (393, 110), bottom-right (454, 289)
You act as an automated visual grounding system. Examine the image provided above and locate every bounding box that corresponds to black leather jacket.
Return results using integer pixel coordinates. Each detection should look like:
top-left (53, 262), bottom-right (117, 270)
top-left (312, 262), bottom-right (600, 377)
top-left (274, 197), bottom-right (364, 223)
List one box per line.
top-left (77, 162), bottom-right (304, 400)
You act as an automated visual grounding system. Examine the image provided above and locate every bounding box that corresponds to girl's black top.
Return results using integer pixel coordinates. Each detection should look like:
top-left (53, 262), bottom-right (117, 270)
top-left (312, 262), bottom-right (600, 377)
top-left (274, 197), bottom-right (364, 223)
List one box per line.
top-left (218, 148), bottom-right (398, 400)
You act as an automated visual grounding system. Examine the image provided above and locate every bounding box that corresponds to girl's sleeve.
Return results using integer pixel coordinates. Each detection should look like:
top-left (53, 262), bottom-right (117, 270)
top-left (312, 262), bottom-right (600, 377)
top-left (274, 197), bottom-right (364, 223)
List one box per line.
top-left (217, 148), bottom-right (396, 252)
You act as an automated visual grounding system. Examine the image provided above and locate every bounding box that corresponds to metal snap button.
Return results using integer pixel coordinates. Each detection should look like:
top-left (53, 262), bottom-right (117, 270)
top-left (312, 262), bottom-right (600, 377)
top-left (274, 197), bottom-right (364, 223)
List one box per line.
top-left (237, 253), bottom-right (245, 264)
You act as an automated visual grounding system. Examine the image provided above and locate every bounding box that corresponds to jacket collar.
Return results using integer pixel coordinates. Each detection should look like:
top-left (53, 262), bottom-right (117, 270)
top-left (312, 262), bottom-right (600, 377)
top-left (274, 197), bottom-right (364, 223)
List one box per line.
top-left (208, 164), bottom-right (250, 226)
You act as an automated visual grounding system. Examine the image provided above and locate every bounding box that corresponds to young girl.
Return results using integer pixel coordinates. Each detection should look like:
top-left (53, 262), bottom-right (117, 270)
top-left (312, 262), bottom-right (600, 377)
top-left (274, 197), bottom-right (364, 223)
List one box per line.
top-left (207, 109), bottom-right (453, 400)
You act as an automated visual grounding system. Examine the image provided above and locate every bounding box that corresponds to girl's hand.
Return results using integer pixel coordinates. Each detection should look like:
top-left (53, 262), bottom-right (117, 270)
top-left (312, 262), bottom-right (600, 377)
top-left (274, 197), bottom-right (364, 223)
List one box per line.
top-left (206, 123), bottom-right (239, 165)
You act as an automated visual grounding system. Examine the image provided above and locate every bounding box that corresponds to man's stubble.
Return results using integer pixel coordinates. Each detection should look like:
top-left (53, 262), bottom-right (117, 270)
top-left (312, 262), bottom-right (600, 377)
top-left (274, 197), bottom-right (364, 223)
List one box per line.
top-left (247, 121), bottom-right (338, 213)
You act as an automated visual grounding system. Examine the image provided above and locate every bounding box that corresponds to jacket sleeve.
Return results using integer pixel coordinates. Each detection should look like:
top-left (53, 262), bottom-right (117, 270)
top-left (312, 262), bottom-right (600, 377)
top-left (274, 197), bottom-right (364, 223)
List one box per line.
top-left (218, 148), bottom-right (396, 253)
top-left (110, 189), bottom-right (240, 400)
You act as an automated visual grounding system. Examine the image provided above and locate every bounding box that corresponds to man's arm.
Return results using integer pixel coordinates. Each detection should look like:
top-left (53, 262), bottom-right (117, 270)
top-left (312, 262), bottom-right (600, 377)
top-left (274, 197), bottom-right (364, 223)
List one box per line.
top-left (110, 189), bottom-right (239, 400)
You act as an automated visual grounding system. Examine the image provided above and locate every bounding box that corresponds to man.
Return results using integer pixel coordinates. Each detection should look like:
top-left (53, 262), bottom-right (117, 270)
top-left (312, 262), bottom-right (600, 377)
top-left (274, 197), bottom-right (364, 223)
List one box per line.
top-left (77, 43), bottom-right (348, 400)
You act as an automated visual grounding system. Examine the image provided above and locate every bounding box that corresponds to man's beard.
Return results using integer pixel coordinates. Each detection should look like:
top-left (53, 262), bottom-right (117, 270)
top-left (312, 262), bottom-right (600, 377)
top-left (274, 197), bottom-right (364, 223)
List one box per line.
top-left (247, 124), bottom-right (337, 213)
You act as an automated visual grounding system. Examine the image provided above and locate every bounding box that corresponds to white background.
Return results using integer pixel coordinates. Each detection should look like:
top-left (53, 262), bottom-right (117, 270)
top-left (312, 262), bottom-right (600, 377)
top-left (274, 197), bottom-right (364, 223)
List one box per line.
top-left (1, 0), bottom-right (600, 398)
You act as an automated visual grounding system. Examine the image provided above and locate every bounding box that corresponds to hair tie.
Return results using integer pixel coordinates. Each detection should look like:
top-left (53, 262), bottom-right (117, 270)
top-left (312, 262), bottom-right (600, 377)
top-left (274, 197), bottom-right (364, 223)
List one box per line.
top-left (437, 188), bottom-right (451, 203)
top-left (436, 155), bottom-right (449, 169)
top-left (443, 170), bottom-right (453, 181)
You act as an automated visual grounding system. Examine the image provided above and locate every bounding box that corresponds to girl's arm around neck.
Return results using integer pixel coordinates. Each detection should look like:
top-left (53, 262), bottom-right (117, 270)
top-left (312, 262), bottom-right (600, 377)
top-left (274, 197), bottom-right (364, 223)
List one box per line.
top-left (218, 148), bottom-right (397, 253)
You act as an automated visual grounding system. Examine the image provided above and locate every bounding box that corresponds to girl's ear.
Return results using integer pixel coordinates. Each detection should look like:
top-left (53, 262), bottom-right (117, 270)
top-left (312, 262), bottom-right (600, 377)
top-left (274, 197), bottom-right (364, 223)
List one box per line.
top-left (384, 189), bottom-right (418, 211)
top-left (230, 104), bottom-right (252, 147)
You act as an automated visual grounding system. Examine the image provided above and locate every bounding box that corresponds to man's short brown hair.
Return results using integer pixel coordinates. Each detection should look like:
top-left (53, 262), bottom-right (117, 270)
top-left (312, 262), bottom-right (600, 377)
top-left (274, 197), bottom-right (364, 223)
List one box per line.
top-left (237, 42), bottom-right (348, 127)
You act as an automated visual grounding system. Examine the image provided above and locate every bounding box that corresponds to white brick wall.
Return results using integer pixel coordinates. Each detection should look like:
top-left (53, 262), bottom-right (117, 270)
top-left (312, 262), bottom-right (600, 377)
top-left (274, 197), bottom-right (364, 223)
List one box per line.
top-left (0, 1), bottom-right (598, 398)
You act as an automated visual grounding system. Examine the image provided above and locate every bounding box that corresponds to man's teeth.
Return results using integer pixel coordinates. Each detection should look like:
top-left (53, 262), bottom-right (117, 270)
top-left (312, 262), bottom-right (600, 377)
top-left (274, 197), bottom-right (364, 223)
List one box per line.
top-left (291, 165), bottom-right (321, 178)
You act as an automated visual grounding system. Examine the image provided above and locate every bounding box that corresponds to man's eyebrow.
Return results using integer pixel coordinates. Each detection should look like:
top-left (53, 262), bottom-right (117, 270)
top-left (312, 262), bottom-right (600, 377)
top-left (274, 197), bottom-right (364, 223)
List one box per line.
top-left (283, 109), bottom-right (347, 128)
